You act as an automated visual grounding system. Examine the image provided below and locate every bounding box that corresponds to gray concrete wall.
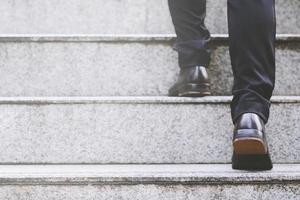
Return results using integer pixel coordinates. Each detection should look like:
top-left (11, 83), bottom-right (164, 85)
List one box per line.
top-left (0, 36), bottom-right (299, 96)
top-left (0, 0), bottom-right (298, 34)
top-left (0, 97), bottom-right (299, 164)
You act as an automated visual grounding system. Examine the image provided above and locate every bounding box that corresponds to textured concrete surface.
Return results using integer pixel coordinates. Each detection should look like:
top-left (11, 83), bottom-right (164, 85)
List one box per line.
top-left (1, 164), bottom-right (300, 184)
top-left (0, 164), bottom-right (299, 199)
top-left (0, 184), bottom-right (299, 200)
top-left (0, 36), bottom-right (299, 96)
top-left (0, 96), bottom-right (299, 164)
top-left (0, 0), bottom-right (298, 34)
top-left (1, 34), bottom-right (299, 42)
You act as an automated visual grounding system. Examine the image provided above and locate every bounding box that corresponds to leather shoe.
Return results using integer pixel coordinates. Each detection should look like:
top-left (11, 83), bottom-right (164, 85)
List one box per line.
top-left (232, 113), bottom-right (273, 170)
top-left (168, 66), bottom-right (211, 97)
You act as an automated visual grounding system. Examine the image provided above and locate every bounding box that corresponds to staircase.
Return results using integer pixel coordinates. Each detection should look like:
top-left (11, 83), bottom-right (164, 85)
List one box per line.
top-left (0, 0), bottom-right (299, 199)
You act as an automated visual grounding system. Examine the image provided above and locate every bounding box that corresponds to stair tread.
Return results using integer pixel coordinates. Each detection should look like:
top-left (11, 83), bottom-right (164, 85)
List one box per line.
top-left (1, 164), bottom-right (300, 185)
top-left (0, 34), bottom-right (299, 42)
top-left (0, 96), bottom-right (299, 104)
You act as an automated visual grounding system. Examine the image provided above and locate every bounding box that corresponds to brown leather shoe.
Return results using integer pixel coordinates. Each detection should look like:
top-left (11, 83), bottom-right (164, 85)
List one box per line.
top-left (232, 113), bottom-right (273, 170)
top-left (168, 66), bottom-right (211, 97)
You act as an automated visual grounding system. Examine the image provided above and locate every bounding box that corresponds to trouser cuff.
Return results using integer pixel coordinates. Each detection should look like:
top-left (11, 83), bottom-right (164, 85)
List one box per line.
top-left (231, 90), bottom-right (271, 124)
top-left (172, 39), bottom-right (211, 68)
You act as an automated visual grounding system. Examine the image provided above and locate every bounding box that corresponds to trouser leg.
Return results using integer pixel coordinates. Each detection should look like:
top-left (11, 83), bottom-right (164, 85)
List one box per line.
top-left (228, 0), bottom-right (276, 123)
top-left (168, 0), bottom-right (211, 68)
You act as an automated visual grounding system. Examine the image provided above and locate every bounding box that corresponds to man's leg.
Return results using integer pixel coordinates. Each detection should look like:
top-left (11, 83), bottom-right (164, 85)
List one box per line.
top-left (228, 0), bottom-right (276, 170)
top-left (168, 0), bottom-right (211, 97)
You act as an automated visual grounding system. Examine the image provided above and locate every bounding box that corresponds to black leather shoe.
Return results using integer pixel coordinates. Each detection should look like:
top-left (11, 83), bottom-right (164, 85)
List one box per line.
top-left (232, 113), bottom-right (273, 170)
top-left (168, 66), bottom-right (211, 97)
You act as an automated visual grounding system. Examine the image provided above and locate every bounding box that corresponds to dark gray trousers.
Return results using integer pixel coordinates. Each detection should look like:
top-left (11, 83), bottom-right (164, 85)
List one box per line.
top-left (168, 0), bottom-right (276, 123)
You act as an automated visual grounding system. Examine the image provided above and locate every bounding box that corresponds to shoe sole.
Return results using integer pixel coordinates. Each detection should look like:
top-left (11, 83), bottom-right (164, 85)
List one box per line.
top-left (232, 152), bottom-right (273, 170)
top-left (233, 137), bottom-right (267, 155)
top-left (232, 138), bottom-right (272, 170)
top-left (169, 83), bottom-right (211, 97)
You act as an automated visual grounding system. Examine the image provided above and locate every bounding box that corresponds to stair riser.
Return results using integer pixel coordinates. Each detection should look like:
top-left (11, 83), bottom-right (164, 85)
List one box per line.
top-left (0, 100), bottom-right (299, 163)
top-left (0, 40), bottom-right (299, 96)
top-left (0, 184), bottom-right (299, 200)
top-left (0, 0), bottom-right (298, 34)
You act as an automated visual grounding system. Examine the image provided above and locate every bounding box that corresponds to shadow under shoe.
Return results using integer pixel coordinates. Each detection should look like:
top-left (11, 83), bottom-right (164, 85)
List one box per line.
top-left (232, 113), bottom-right (273, 170)
top-left (168, 66), bottom-right (211, 97)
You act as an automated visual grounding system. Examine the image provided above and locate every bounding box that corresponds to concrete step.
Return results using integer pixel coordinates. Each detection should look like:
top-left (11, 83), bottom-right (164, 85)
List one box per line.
top-left (0, 96), bottom-right (299, 164)
top-left (0, 0), bottom-right (298, 34)
top-left (0, 34), bottom-right (299, 96)
top-left (0, 164), bottom-right (299, 199)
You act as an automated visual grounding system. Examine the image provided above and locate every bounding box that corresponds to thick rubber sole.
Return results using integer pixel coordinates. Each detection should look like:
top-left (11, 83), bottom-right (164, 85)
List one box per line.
top-left (232, 138), bottom-right (272, 170)
top-left (232, 152), bottom-right (273, 170)
top-left (169, 83), bottom-right (211, 97)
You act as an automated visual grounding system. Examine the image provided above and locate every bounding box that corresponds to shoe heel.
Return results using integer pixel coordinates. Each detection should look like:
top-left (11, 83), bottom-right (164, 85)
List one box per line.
top-left (232, 152), bottom-right (273, 170)
top-left (233, 138), bottom-right (267, 155)
top-left (178, 83), bottom-right (211, 97)
top-left (233, 129), bottom-right (268, 155)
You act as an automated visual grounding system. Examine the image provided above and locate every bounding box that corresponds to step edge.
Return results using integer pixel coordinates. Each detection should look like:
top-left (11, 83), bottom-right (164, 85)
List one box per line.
top-left (0, 164), bottom-right (299, 185)
top-left (0, 34), bottom-right (299, 42)
top-left (0, 96), bottom-right (299, 105)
